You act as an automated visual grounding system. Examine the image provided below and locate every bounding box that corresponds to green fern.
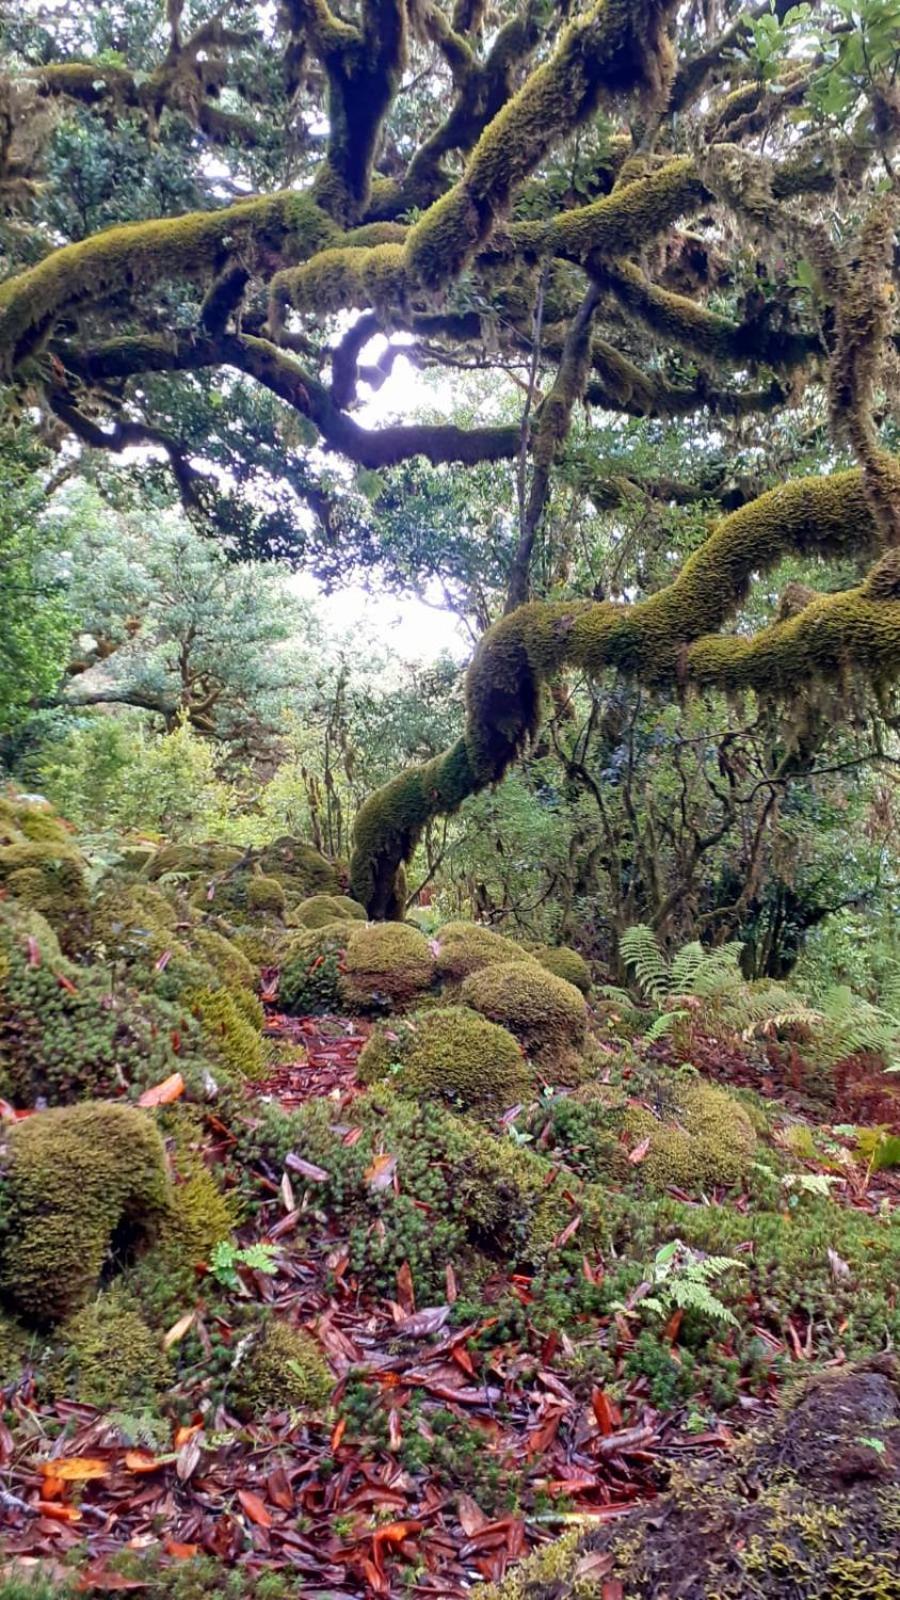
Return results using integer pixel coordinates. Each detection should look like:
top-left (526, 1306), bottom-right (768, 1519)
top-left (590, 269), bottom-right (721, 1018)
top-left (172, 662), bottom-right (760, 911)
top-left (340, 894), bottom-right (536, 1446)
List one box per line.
top-left (620, 924), bottom-right (671, 1003)
top-left (644, 1008), bottom-right (689, 1044)
top-left (642, 1239), bottom-right (743, 1327)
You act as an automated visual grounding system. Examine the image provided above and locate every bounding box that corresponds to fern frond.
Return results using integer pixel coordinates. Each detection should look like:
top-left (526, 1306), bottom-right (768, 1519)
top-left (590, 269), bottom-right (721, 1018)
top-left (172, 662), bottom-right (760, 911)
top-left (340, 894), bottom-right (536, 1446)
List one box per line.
top-left (644, 1008), bottom-right (688, 1044)
top-left (620, 924), bottom-right (671, 1003)
top-left (669, 941), bottom-right (707, 993)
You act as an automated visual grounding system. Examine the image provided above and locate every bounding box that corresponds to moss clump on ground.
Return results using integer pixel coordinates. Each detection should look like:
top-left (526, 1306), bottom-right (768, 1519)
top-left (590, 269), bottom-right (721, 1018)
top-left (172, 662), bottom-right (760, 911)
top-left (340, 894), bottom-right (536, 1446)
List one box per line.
top-left (190, 927), bottom-right (256, 992)
top-left (533, 944), bottom-right (592, 994)
top-left (188, 986), bottom-right (265, 1080)
top-left (358, 1004), bottom-right (532, 1115)
top-left (482, 1357), bottom-right (900, 1600)
top-left (0, 1306), bottom-right (31, 1383)
top-left (245, 874), bottom-right (286, 916)
top-left (460, 959), bottom-right (588, 1079)
top-left (232, 1319), bottom-right (333, 1418)
top-left (0, 1101), bottom-right (170, 1325)
top-left (0, 840), bottom-right (89, 948)
top-left (90, 881), bottom-right (180, 953)
top-left (624, 1077), bottom-right (758, 1191)
top-left (278, 921), bottom-right (355, 1014)
top-left (433, 920), bottom-right (531, 984)
top-left (292, 892), bottom-right (367, 928)
top-left (257, 837), bottom-right (340, 900)
top-left (340, 921), bottom-right (435, 1011)
top-left (55, 1287), bottom-right (169, 1410)
top-left (146, 843), bottom-right (244, 880)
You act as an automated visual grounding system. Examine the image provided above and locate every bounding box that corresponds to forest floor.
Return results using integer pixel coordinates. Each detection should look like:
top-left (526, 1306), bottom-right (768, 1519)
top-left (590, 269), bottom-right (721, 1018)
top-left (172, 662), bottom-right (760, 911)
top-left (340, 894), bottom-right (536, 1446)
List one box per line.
top-left (3, 999), bottom-right (899, 1599)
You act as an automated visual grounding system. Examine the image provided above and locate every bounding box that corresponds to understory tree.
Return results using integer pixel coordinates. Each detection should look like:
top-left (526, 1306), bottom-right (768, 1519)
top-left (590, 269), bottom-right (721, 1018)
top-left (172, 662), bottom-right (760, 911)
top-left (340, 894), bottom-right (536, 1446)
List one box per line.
top-left (2, 0), bottom-right (900, 917)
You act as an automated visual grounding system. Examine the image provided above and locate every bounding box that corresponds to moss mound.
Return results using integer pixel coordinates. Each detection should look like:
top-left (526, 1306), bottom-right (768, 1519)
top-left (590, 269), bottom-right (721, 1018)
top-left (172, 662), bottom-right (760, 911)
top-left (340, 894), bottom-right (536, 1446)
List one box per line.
top-left (190, 927), bottom-right (256, 992)
top-left (340, 921), bottom-right (435, 1011)
top-left (257, 837), bottom-right (340, 899)
top-left (279, 921), bottom-right (355, 1015)
top-left (0, 1101), bottom-right (170, 1325)
top-left (230, 924), bottom-right (290, 969)
top-left (90, 881), bottom-right (180, 952)
top-left (246, 874), bottom-right (286, 915)
top-left (533, 944), bottom-right (592, 994)
top-left (189, 986), bottom-right (265, 1080)
top-left (460, 959), bottom-right (588, 1079)
top-left (0, 840), bottom-right (89, 948)
top-left (293, 892), bottom-right (367, 928)
top-left (146, 842), bottom-right (244, 880)
top-left (358, 1005), bottom-right (532, 1114)
top-left (232, 1319), bottom-right (333, 1418)
top-left (433, 921), bottom-right (531, 983)
top-left (624, 1077), bottom-right (758, 1191)
top-left (483, 1357), bottom-right (900, 1600)
top-left (55, 1288), bottom-right (169, 1410)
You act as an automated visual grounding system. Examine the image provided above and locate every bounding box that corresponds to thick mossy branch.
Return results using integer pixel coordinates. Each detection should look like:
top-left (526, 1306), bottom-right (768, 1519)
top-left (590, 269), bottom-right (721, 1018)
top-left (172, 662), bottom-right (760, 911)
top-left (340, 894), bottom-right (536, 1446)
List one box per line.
top-left (350, 468), bottom-right (892, 917)
top-left (0, 192), bottom-right (338, 373)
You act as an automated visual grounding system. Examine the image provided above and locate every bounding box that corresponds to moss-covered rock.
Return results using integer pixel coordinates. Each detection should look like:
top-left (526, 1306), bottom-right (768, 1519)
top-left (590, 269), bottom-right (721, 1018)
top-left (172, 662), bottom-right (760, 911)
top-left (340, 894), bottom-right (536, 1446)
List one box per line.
top-left (278, 921), bottom-right (354, 1015)
top-left (0, 1305), bottom-right (30, 1383)
top-left (624, 1077), bottom-right (758, 1191)
top-left (246, 874), bottom-right (286, 916)
top-left (534, 944), bottom-right (592, 994)
top-left (460, 959), bottom-right (588, 1079)
top-left (189, 986), bottom-right (265, 1080)
top-left (0, 1101), bottom-right (170, 1325)
top-left (190, 927), bottom-right (256, 992)
top-left (482, 1357), bottom-right (900, 1600)
top-left (232, 1319), bottom-right (333, 1418)
top-left (433, 921), bottom-right (532, 984)
top-left (257, 837), bottom-right (340, 899)
top-left (340, 921), bottom-right (435, 1012)
top-left (230, 924), bottom-right (291, 969)
top-left (90, 881), bottom-right (181, 953)
top-left (55, 1288), bottom-right (169, 1410)
top-left (12, 807), bottom-right (71, 846)
top-left (0, 840), bottom-right (89, 949)
top-left (358, 1005), bottom-right (531, 1115)
top-left (292, 892), bottom-right (367, 928)
top-left (146, 842), bottom-right (244, 880)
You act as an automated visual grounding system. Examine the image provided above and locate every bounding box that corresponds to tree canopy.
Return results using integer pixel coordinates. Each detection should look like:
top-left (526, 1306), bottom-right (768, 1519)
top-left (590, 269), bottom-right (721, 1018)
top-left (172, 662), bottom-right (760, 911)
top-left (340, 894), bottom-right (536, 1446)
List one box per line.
top-left (2, 0), bottom-right (900, 915)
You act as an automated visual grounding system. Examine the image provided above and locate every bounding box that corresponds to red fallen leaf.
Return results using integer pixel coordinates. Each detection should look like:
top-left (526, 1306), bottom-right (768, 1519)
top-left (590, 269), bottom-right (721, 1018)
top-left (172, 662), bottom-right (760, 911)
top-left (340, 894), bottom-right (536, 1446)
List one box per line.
top-left (56, 971), bottom-right (78, 994)
top-left (575, 1551), bottom-right (615, 1581)
top-left (124, 1451), bottom-right (161, 1473)
top-left (154, 950), bottom-right (172, 973)
top-left (137, 1071), bottom-right (185, 1108)
top-left (602, 1581), bottom-right (625, 1600)
top-left (36, 1503), bottom-right (82, 1523)
top-left (553, 1211), bottom-right (582, 1249)
top-left (388, 1408), bottom-right (403, 1452)
top-left (446, 1263), bottom-right (458, 1303)
top-left (237, 1489), bottom-right (272, 1528)
top-left (365, 1151), bottom-right (398, 1191)
top-left (163, 1541), bottom-right (200, 1560)
top-left (331, 1417), bottom-right (347, 1451)
top-left (374, 1520), bottom-right (422, 1548)
top-left (628, 1135), bottom-right (652, 1165)
top-left (266, 1467), bottom-right (293, 1510)
top-left (41, 1476), bottom-right (64, 1500)
top-left (396, 1304), bottom-right (450, 1339)
top-left (26, 935), bottom-right (41, 967)
top-left (171, 1029), bottom-right (182, 1055)
top-left (396, 1259), bottom-right (415, 1313)
top-left (285, 1152), bottom-right (329, 1182)
top-left (591, 1388), bottom-right (620, 1436)
top-left (342, 1126), bottom-right (363, 1147)
top-left (664, 1307), bottom-right (684, 1344)
top-left (42, 1456), bottom-right (108, 1481)
top-left (452, 1342), bottom-right (475, 1376)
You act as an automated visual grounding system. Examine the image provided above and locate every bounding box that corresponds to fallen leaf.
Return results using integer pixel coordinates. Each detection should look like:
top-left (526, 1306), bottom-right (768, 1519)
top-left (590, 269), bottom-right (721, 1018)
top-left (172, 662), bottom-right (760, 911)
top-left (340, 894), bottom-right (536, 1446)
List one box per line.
top-left (138, 1071), bottom-right (185, 1108)
top-left (124, 1451), bottom-right (161, 1474)
top-left (395, 1305), bottom-right (450, 1339)
top-left (36, 1503), bottom-right (82, 1523)
top-left (163, 1310), bottom-right (196, 1350)
top-left (458, 1493), bottom-right (489, 1536)
top-left (828, 1246), bottom-right (851, 1280)
top-left (26, 935), bottom-right (41, 968)
top-left (285, 1152), bottom-right (329, 1182)
top-left (237, 1489), bottom-right (273, 1528)
top-left (43, 1456), bottom-right (108, 1482)
top-left (266, 1466), bottom-right (294, 1510)
top-left (365, 1152), bottom-right (398, 1192)
top-left (575, 1551), bottom-right (615, 1581)
top-left (163, 1542), bottom-right (200, 1560)
top-left (628, 1136), bottom-right (652, 1165)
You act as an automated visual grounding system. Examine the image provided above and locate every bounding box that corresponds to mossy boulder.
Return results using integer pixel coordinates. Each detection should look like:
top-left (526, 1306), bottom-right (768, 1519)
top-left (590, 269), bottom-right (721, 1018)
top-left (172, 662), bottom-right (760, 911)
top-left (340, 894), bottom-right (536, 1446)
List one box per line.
top-left (189, 986), bottom-right (266, 1080)
top-left (483, 1357), bottom-right (900, 1600)
top-left (340, 921), bottom-right (435, 1012)
top-left (0, 1306), bottom-right (30, 1383)
top-left (12, 807), bottom-right (70, 846)
top-left (55, 1288), bottom-right (169, 1410)
top-left (292, 892), bottom-right (367, 929)
top-left (533, 944), bottom-right (592, 994)
top-left (0, 1102), bottom-right (170, 1325)
top-left (624, 1077), bottom-right (758, 1191)
top-left (257, 837), bottom-right (340, 899)
top-left (0, 840), bottom-right (89, 949)
top-left (433, 921), bottom-right (531, 984)
top-left (278, 921), bottom-right (355, 1015)
top-left (190, 927), bottom-right (256, 992)
top-left (460, 960), bottom-right (588, 1080)
top-left (90, 881), bottom-right (180, 952)
top-left (358, 1005), bottom-right (532, 1115)
top-left (232, 1319), bottom-right (333, 1418)
top-left (231, 923), bottom-right (291, 969)
top-left (246, 874), bottom-right (286, 916)
top-left (146, 842), bottom-right (244, 880)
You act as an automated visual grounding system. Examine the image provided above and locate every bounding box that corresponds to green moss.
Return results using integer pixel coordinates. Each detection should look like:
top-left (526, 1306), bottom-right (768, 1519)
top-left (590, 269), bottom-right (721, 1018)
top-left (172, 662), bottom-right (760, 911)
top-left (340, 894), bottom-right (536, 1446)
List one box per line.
top-left (623, 1078), bottom-right (758, 1191)
top-left (293, 892), bottom-right (367, 929)
top-left (459, 959), bottom-right (587, 1079)
top-left (0, 841), bottom-right (88, 945)
top-left (12, 807), bottom-right (70, 845)
top-left (340, 921), bottom-right (435, 1011)
top-left (146, 842), bottom-right (244, 880)
top-left (278, 921), bottom-right (354, 1015)
top-left (0, 1101), bottom-right (169, 1325)
top-left (257, 837), bottom-right (340, 899)
top-left (90, 881), bottom-right (180, 951)
top-left (55, 1287), bottom-right (168, 1410)
top-left (230, 924), bottom-right (290, 969)
top-left (433, 920), bottom-right (531, 983)
top-left (232, 1319), bottom-right (333, 1419)
top-left (358, 1004), bottom-right (531, 1115)
top-left (189, 986), bottom-right (265, 1080)
top-left (0, 1306), bottom-right (30, 1383)
top-left (155, 1155), bottom-right (237, 1281)
top-left (533, 944), bottom-right (592, 994)
top-left (191, 927), bottom-right (256, 991)
top-left (246, 875), bottom-right (286, 915)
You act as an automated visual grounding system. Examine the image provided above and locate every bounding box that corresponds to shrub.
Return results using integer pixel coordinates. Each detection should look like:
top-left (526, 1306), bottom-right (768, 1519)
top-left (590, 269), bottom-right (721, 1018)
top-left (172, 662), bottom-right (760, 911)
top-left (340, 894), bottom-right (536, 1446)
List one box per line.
top-left (358, 1005), bottom-right (531, 1114)
top-left (433, 921), bottom-right (530, 984)
top-left (460, 960), bottom-right (588, 1079)
top-left (231, 1319), bottom-right (333, 1418)
top-left (340, 922), bottom-right (435, 1011)
top-left (0, 1101), bottom-right (170, 1325)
